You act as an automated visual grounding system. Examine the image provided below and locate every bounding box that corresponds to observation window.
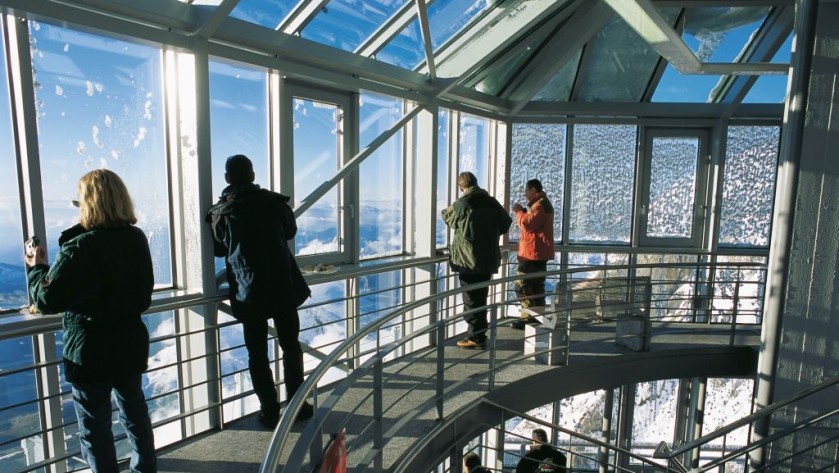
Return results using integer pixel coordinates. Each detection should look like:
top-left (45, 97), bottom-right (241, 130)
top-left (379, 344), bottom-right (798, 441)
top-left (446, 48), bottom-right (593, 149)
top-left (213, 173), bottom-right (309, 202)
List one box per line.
top-left (29, 21), bottom-right (173, 287)
top-left (359, 92), bottom-right (404, 259)
top-left (630, 380), bottom-right (679, 460)
top-left (0, 20), bottom-right (27, 311)
top-left (291, 94), bottom-right (346, 258)
top-left (436, 109), bottom-right (450, 248)
top-left (303, 0), bottom-right (407, 53)
top-left (376, 20), bottom-right (425, 69)
top-left (230, 0), bottom-right (296, 29)
top-left (532, 49), bottom-right (582, 102)
top-left (743, 33), bottom-right (792, 104)
top-left (509, 124), bottom-right (565, 243)
top-left (718, 126), bottom-right (780, 247)
top-left (569, 125), bottom-right (636, 244)
top-left (458, 114), bottom-right (490, 187)
top-left (638, 129), bottom-right (709, 247)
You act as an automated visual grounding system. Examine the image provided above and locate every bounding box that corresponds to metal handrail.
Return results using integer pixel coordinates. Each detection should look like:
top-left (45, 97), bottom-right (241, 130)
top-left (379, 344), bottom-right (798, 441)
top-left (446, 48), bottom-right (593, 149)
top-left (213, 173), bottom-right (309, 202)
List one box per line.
top-left (261, 261), bottom-right (766, 472)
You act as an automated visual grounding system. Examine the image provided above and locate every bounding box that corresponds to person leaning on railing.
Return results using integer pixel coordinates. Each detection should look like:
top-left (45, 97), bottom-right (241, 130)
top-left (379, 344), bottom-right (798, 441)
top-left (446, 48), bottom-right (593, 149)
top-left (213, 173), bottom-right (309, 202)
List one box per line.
top-left (442, 171), bottom-right (512, 350)
top-left (24, 169), bottom-right (157, 473)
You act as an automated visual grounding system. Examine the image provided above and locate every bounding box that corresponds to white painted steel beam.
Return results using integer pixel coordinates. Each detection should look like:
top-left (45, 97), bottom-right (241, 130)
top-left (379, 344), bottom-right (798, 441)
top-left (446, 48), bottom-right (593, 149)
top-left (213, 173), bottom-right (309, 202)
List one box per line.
top-left (277, 0), bottom-right (329, 34)
top-left (193, 0), bottom-right (240, 39)
top-left (356, 0), bottom-right (429, 58)
top-left (414, 0), bottom-right (436, 81)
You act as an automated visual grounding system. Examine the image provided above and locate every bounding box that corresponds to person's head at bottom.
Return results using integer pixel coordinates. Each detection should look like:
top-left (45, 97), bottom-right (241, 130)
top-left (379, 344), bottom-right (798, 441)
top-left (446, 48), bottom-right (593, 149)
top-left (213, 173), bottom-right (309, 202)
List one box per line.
top-left (463, 451), bottom-right (483, 472)
top-left (532, 428), bottom-right (549, 445)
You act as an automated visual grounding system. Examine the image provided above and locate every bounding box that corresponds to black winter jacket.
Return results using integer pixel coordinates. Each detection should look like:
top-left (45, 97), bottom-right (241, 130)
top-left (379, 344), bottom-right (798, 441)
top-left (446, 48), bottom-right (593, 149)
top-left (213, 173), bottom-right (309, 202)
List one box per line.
top-left (207, 183), bottom-right (311, 317)
top-left (27, 224), bottom-right (154, 383)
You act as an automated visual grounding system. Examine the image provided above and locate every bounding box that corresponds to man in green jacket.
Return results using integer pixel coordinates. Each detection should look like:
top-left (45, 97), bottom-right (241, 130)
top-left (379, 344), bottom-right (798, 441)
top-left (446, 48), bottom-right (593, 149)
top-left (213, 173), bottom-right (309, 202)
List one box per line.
top-left (442, 171), bottom-right (512, 349)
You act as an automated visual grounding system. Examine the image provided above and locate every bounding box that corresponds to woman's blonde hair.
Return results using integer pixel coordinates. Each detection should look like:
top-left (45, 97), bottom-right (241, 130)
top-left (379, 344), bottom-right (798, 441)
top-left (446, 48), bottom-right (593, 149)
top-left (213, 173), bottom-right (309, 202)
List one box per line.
top-left (78, 169), bottom-right (137, 229)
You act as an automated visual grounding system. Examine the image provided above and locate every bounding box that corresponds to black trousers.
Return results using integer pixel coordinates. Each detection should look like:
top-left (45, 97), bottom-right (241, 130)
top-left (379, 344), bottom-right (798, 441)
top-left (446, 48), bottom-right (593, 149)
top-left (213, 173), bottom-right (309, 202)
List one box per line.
top-left (515, 260), bottom-right (548, 308)
top-left (235, 303), bottom-right (305, 417)
top-left (459, 273), bottom-right (492, 342)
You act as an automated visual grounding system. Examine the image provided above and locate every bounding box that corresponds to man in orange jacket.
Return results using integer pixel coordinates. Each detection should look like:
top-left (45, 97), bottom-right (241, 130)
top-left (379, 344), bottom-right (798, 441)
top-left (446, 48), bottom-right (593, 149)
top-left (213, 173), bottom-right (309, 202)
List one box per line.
top-left (512, 179), bottom-right (555, 329)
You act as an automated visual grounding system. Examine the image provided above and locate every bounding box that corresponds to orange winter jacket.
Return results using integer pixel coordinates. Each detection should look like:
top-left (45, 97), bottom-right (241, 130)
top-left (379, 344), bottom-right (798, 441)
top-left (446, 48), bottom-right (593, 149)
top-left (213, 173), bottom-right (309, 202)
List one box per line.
top-left (516, 192), bottom-right (555, 262)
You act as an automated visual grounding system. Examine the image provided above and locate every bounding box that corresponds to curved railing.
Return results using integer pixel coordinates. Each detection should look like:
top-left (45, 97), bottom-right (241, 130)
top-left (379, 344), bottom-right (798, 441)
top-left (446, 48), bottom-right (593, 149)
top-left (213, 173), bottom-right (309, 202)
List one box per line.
top-left (261, 261), bottom-right (766, 472)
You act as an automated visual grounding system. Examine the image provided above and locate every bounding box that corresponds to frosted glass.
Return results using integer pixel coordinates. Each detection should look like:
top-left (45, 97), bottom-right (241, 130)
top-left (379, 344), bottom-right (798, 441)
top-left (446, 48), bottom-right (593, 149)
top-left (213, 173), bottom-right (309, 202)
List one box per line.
top-left (510, 124), bottom-right (565, 243)
top-left (647, 137), bottom-right (699, 238)
top-left (569, 125), bottom-right (636, 243)
top-left (719, 126), bottom-right (780, 247)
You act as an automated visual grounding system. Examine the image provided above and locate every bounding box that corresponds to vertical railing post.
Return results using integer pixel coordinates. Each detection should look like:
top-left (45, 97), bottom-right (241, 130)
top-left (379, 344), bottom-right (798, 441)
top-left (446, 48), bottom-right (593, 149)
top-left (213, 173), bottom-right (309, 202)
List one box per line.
top-left (729, 271), bottom-right (741, 346)
top-left (34, 333), bottom-right (67, 473)
top-left (436, 320), bottom-right (446, 420)
top-left (373, 356), bottom-right (384, 472)
top-left (488, 305), bottom-right (498, 392)
top-left (308, 384), bottom-right (324, 470)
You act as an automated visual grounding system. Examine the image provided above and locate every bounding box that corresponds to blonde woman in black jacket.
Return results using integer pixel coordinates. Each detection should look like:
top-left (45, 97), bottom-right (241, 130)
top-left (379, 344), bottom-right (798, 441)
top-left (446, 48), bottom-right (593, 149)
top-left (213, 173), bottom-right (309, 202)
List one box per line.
top-left (26, 169), bottom-right (156, 473)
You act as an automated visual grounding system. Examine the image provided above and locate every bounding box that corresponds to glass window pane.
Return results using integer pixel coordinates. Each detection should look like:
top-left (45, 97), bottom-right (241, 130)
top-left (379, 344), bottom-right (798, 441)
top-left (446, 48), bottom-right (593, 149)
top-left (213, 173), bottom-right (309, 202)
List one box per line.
top-left (303, 0), bottom-right (408, 53)
top-left (300, 281), bottom-right (347, 359)
top-left (636, 254), bottom-right (700, 322)
top-left (377, 21), bottom-right (425, 70)
top-left (436, 109), bottom-right (450, 248)
top-left (712, 255), bottom-right (766, 325)
top-left (744, 33), bottom-right (792, 104)
top-left (631, 380), bottom-right (679, 460)
top-left (30, 22), bottom-right (172, 286)
top-left (510, 124), bottom-right (565, 242)
top-left (569, 125), bottom-right (635, 243)
top-left (427, 0), bottom-right (491, 50)
top-left (700, 378), bottom-right (754, 466)
top-left (0, 20), bottom-right (27, 311)
top-left (719, 126), bottom-right (780, 247)
top-left (359, 92), bottom-right (403, 258)
top-left (359, 270), bottom-right (402, 328)
top-left (647, 136), bottom-right (699, 239)
top-left (230, 0), bottom-right (296, 29)
top-left (559, 390), bottom-right (607, 471)
top-left (208, 60), bottom-right (269, 201)
top-left (293, 97), bottom-right (342, 255)
top-left (652, 67), bottom-right (725, 103)
top-left (458, 114), bottom-right (489, 186)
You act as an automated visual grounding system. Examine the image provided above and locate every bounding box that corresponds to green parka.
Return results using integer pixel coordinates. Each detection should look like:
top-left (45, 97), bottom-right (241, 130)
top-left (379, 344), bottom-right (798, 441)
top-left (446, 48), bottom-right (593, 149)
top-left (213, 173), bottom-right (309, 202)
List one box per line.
top-left (442, 186), bottom-right (512, 275)
top-left (27, 224), bottom-right (154, 383)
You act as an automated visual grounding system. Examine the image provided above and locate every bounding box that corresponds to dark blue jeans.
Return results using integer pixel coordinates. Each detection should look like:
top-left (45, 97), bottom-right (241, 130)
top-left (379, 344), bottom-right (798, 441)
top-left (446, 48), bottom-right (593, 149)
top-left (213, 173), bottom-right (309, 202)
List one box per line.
top-left (236, 305), bottom-right (305, 418)
top-left (71, 375), bottom-right (156, 473)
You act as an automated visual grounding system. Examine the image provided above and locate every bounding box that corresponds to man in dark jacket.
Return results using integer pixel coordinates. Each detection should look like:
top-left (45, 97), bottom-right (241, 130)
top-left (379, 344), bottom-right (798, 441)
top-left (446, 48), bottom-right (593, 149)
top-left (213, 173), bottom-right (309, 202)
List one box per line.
top-left (442, 171), bottom-right (512, 350)
top-left (207, 154), bottom-right (313, 427)
top-left (515, 428), bottom-right (567, 473)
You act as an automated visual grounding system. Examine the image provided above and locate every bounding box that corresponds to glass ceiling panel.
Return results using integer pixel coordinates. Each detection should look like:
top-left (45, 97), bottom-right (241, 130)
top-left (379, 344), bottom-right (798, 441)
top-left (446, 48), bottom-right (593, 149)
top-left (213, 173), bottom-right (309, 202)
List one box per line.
top-left (466, 32), bottom-right (548, 97)
top-left (743, 33), bottom-right (792, 103)
top-left (532, 49), bottom-right (582, 102)
top-left (426, 0), bottom-right (491, 50)
top-left (303, 0), bottom-right (410, 52)
top-left (376, 19), bottom-right (424, 69)
top-left (679, 6), bottom-right (771, 62)
top-left (576, 8), bottom-right (679, 102)
top-left (230, 0), bottom-right (297, 29)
